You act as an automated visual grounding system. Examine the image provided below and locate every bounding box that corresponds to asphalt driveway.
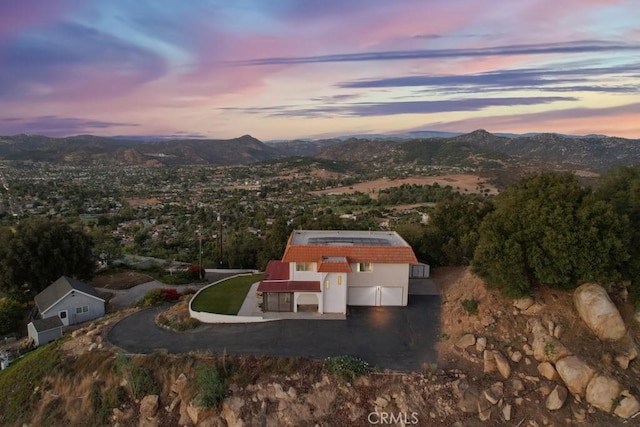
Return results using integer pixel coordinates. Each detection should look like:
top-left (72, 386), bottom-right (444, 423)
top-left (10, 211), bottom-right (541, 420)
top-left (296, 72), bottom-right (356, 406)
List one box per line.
top-left (107, 295), bottom-right (441, 371)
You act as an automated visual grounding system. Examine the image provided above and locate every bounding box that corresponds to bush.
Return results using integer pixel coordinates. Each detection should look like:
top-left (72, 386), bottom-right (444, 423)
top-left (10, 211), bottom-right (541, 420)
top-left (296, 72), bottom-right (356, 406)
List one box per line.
top-left (461, 298), bottom-right (479, 316)
top-left (0, 298), bottom-right (23, 335)
top-left (324, 355), bottom-right (370, 382)
top-left (141, 288), bottom-right (181, 307)
top-left (196, 364), bottom-right (227, 408)
top-left (114, 353), bottom-right (160, 400)
top-left (188, 264), bottom-right (206, 279)
top-left (141, 289), bottom-right (164, 307)
top-left (161, 288), bottom-right (179, 301)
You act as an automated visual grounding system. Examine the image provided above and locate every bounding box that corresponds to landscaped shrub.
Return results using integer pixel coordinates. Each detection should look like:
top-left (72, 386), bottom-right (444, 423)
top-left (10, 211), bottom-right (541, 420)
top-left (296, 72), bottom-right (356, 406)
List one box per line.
top-left (141, 289), bottom-right (164, 307)
top-left (156, 312), bottom-right (200, 331)
top-left (161, 288), bottom-right (180, 301)
top-left (188, 264), bottom-right (206, 279)
top-left (324, 355), bottom-right (370, 382)
top-left (141, 288), bottom-right (183, 306)
top-left (196, 363), bottom-right (227, 408)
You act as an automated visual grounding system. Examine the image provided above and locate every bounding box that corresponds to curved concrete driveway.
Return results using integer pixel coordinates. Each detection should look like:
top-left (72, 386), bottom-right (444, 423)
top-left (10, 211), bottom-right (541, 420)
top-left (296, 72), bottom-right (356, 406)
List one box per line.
top-left (108, 295), bottom-right (440, 371)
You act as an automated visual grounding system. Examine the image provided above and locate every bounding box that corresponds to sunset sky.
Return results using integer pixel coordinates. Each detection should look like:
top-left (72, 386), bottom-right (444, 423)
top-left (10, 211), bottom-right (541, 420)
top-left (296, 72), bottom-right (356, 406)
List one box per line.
top-left (1, 0), bottom-right (638, 140)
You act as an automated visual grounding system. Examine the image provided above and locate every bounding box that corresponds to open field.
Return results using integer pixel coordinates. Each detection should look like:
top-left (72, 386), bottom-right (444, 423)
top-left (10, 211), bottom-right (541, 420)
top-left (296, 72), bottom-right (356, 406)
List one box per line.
top-left (90, 271), bottom-right (154, 290)
top-left (311, 174), bottom-right (498, 199)
top-left (124, 197), bottom-right (161, 207)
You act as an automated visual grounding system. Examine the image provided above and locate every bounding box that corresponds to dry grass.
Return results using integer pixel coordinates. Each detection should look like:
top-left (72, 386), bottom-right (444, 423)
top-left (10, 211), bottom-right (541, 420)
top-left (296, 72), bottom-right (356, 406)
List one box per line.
top-left (311, 174), bottom-right (498, 198)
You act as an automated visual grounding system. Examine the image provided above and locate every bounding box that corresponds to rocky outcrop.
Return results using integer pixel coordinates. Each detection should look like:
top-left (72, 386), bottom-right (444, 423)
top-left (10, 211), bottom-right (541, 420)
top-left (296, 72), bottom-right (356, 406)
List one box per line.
top-left (585, 375), bottom-right (622, 413)
top-left (455, 334), bottom-right (476, 349)
top-left (555, 356), bottom-right (595, 397)
top-left (529, 318), bottom-right (571, 363)
top-left (614, 391), bottom-right (640, 419)
top-left (574, 283), bottom-right (626, 341)
top-left (545, 385), bottom-right (568, 410)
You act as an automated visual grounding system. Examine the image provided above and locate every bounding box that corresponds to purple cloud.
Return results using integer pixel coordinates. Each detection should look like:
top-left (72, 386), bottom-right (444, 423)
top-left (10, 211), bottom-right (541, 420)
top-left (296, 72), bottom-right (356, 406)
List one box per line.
top-left (0, 116), bottom-right (139, 137)
top-left (412, 102), bottom-right (640, 133)
top-left (0, 22), bottom-right (168, 100)
top-left (245, 96), bottom-right (578, 118)
top-left (232, 40), bottom-right (640, 66)
top-left (336, 64), bottom-right (639, 95)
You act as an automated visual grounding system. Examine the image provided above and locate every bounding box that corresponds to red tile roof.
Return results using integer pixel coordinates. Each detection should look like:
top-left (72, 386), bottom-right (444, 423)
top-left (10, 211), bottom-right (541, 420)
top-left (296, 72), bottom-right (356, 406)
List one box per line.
top-left (282, 245), bottom-right (418, 264)
top-left (263, 260), bottom-right (289, 281)
top-left (257, 280), bottom-right (321, 293)
top-left (317, 258), bottom-right (352, 273)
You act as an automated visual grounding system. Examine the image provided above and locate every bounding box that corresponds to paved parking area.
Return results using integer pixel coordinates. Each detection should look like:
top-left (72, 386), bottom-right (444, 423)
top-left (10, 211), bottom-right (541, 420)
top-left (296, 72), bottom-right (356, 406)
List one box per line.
top-left (107, 295), bottom-right (441, 371)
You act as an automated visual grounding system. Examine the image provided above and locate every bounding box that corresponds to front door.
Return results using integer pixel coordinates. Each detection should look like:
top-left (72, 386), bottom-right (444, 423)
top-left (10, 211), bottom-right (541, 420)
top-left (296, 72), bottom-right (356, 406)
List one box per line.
top-left (58, 310), bottom-right (69, 326)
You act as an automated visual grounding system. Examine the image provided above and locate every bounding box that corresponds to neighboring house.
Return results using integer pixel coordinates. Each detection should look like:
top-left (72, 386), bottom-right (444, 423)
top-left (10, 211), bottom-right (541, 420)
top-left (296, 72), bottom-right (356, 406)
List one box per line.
top-left (34, 276), bottom-right (105, 326)
top-left (258, 230), bottom-right (419, 314)
top-left (27, 316), bottom-right (63, 347)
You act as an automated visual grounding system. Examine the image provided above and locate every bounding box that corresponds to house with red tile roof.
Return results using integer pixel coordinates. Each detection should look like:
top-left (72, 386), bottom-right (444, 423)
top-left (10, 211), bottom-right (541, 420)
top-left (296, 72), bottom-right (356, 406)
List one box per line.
top-left (257, 230), bottom-right (419, 314)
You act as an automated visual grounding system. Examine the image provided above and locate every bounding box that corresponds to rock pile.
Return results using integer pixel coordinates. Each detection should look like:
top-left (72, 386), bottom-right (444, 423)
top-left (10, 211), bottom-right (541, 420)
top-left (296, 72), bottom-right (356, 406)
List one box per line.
top-left (450, 283), bottom-right (639, 422)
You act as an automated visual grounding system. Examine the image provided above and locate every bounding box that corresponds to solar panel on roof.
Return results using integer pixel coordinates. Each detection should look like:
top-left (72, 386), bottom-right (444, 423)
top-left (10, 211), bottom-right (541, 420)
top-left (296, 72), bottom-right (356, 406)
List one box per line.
top-left (307, 236), bottom-right (391, 246)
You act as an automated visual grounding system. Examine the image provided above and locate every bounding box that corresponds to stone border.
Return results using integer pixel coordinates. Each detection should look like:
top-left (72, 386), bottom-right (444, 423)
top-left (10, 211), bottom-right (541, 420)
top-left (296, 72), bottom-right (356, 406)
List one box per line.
top-left (189, 273), bottom-right (273, 323)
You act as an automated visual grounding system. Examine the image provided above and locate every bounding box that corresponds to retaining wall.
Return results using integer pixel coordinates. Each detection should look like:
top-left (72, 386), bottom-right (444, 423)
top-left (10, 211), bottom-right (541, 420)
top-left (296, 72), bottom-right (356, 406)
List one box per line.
top-left (189, 273), bottom-right (270, 323)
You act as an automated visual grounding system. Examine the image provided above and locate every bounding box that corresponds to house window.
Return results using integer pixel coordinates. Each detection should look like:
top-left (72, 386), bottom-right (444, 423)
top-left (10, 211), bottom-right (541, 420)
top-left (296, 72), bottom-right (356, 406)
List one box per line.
top-left (296, 262), bottom-right (313, 272)
top-left (264, 292), bottom-right (293, 312)
top-left (76, 306), bottom-right (89, 314)
top-left (357, 263), bottom-right (373, 272)
top-left (338, 276), bottom-right (342, 285)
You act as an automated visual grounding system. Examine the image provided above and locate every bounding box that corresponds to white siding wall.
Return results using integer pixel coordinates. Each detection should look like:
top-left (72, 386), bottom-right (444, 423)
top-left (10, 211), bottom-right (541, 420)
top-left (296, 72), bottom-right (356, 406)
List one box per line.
top-left (27, 323), bottom-right (63, 347)
top-left (42, 293), bottom-right (105, 325)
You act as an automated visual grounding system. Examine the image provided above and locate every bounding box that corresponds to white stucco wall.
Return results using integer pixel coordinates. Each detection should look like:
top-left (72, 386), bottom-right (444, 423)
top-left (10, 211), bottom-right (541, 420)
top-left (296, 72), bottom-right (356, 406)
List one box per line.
top-left (289, 263), bottom-right (318, 281)
top-left (322, 272), bottom-right (348, 314)
top-left (294, 292), bottom-right (323, 313)
top-left (347, 263), bottom-right (409, 287)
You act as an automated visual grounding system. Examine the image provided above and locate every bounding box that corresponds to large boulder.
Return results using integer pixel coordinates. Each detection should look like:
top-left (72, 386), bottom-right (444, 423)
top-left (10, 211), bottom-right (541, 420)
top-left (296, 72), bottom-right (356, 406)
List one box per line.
top-left (545, 385), bottom-right (568, 411)
top-left (530, 318), bottom-right (571, 363)
top-left (555, 356), bottom-right (595, 397)
top-left (614, 391), bottom-right (640, 419)
top-left (455, 334), bottom-right (476, 349)
top-left (493, 351), bottom-right (511, 379)
top-left (574, 283), bottom-right (626, 341)
top-left (140, 395), bottom-right (159, 419)
top-left (585, 375), bottom-right (622, 413)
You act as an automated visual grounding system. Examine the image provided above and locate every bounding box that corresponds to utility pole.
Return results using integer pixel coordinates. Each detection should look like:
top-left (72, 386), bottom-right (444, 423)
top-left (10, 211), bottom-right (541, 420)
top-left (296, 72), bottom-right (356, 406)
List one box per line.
top-left (218, 214), bottom-right (223, 267)
top-left (198, 226), bottom-right (203, 279)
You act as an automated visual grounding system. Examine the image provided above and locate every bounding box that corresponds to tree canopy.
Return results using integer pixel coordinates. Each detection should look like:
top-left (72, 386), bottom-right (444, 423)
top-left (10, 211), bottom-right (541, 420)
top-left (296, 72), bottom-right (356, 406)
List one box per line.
top-left (0, 218), bottom-right (96, 300)
top-left (472, 172), bottom-right (630, 297)
top-left (424, 198), bottom-right (494, 266)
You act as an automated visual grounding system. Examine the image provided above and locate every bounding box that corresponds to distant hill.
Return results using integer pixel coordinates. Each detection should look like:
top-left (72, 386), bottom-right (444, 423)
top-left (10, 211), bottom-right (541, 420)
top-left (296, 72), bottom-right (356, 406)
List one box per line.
top-left (292, 129), bottom-right (640, 172)
top-left (0, 130), bottom-right (638, 172)
top-left (0, 134), bottom-right (281, 166)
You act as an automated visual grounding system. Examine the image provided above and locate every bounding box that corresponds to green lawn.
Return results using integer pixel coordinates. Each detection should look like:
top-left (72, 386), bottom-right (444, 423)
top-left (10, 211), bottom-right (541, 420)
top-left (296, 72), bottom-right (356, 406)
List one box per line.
top-left (191, 273), bottom-right (263, 315)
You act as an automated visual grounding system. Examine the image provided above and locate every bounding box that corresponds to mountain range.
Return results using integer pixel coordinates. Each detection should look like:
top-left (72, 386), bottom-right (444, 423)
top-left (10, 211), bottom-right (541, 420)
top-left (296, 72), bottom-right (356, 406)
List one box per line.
top-left (0, 130), bottom-right (638, 172)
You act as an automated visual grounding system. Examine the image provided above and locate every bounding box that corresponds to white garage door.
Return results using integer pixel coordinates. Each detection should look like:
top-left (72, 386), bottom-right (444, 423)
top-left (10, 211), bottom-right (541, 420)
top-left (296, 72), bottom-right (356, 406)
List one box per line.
top-left (348, 287), bottom-right (377, 306)
top-left (348, 287), bottom-right (404, 306)
top-left (380, 287), bottom-right (403, 306)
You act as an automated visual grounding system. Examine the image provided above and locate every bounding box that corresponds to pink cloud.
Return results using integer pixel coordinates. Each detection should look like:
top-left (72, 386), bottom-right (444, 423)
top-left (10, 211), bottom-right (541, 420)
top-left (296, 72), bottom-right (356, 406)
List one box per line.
top-left (0, 0), bottom-right (84, 41)
top-left (419, 102), bottom-right (640, 138)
